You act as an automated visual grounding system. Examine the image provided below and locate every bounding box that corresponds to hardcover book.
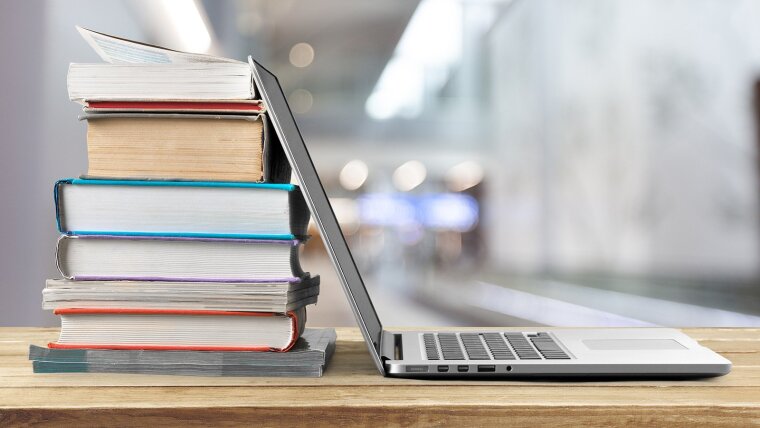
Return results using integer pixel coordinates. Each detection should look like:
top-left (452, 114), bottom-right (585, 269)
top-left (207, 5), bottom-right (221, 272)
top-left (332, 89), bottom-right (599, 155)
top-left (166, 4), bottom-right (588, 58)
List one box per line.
top-left (49, 307), bottom-right (306, 352)
top-left (55, 179), bottom-right (309, 239)
top-left (56, 235), bottom-right (306, 282)
top-left (81, 113), bottom-right (291, 182)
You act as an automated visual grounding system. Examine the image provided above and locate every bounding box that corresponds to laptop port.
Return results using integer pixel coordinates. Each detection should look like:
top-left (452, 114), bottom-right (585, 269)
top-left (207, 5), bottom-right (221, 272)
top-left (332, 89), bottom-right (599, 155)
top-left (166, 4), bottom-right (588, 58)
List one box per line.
top-left (405, 365), bottom-right (428, 373)
top-left (506, 365), bottom-right (512, 372)
top-left (477, 365), bottom-right (496, 372)
top-left (437, 365), bottom-right (449, 373)
top-left (457, 365), bottom-right (469, 372)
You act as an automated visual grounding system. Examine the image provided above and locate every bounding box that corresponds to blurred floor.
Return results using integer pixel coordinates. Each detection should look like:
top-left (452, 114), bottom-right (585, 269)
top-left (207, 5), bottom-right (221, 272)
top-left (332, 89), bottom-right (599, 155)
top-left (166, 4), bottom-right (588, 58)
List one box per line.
top-left (303, 254), bottom-right (477, 327)
top-left (304, 251), bottom-right (760, 327)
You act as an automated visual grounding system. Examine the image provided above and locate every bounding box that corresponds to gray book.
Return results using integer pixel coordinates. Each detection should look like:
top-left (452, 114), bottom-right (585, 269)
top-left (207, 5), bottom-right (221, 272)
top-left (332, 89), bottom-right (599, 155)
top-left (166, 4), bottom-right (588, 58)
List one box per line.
top-left (32, 361), bottom-right (328, 377)
top-left (42, 276), bottom-right (320, 313)
top-left (30, 328), bottom-right (336, 377)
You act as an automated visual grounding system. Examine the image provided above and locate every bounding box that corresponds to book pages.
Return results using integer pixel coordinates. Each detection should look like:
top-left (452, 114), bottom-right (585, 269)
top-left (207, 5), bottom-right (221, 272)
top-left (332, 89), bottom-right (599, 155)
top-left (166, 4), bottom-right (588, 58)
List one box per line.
top-left (76, 26), bottom-right (242, 64)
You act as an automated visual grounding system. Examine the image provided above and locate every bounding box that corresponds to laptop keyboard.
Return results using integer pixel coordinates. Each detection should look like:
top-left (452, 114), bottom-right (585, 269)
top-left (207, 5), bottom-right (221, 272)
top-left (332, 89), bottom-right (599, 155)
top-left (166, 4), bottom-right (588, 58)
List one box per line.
top-left (423, 332), bottom-right (570, 361)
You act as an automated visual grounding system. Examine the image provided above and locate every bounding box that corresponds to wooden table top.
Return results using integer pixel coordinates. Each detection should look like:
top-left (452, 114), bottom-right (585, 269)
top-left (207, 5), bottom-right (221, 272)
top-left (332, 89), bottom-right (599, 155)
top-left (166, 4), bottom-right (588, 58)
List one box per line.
top-left (0, 327), bottom-right (758, 427)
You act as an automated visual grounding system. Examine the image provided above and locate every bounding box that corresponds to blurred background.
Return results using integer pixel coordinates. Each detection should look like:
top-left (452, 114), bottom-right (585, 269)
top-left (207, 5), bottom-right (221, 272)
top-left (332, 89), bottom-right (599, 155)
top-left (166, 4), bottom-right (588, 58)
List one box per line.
top-left (2, 0), bottom-right (760, 327)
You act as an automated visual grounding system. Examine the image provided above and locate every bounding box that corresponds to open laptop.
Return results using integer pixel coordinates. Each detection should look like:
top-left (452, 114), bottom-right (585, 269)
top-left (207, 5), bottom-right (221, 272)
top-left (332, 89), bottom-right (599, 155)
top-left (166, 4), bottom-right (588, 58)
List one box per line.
top-left (250, 59), bottom-right (731, 378)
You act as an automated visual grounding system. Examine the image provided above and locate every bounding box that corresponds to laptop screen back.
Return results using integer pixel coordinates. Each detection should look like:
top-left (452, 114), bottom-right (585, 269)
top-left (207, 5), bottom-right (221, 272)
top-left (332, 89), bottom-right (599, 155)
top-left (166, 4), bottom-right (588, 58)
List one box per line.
top-left (250, 59), bottom-right (385, 371)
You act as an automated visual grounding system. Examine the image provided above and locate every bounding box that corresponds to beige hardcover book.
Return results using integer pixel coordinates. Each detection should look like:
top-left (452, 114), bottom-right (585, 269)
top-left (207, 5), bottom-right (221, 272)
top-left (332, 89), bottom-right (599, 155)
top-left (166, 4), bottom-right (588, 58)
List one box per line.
top-left (83, 113), bottom-right (289, 182)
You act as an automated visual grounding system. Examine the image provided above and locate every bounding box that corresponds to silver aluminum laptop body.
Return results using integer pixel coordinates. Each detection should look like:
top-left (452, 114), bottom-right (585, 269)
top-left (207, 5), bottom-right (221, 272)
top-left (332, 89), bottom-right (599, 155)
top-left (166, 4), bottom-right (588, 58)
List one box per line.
top-left (250, 59), bottom-right (731, 379)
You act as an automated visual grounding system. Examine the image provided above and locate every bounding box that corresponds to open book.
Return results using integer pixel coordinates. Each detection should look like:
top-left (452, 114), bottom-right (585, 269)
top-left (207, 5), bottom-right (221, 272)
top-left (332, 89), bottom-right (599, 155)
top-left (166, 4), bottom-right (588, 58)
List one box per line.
top-left (68, 27), bottom-right (256, 102)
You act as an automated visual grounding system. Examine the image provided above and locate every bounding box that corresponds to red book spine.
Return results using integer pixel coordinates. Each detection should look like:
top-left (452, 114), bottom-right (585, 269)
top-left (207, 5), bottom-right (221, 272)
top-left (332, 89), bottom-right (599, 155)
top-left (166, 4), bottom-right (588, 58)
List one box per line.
top-left (49, 309), bottom-right (299, 352)
top-left (86, 101), bottom-right (264, 111)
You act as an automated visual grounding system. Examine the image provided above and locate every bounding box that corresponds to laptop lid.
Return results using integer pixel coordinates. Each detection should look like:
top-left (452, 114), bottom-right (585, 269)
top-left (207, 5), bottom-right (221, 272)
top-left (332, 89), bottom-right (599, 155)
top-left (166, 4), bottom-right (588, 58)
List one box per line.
top-left (249, 58), bottom-right (386, 373)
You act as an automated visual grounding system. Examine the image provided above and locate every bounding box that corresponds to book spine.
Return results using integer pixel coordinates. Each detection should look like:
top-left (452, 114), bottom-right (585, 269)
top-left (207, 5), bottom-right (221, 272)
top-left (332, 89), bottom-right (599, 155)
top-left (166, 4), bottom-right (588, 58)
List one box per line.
top-left (289, 187), bottom-right (310, 237)
top-left (55, 235), bottom-right (73, 280)
top-left (53, 179), bottom-right (75, 234)
top-left (262, 114), bottom-right (293, 183)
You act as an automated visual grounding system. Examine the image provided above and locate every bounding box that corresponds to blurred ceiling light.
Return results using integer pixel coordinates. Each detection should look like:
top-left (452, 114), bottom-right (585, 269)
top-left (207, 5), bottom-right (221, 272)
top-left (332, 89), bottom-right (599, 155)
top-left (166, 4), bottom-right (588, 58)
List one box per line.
top-left (339, 159), bottom-right (369, 191)
top-left (445, 160), bottom-right (484, 192)
top-left (365, 0), bottom-right (463, 120)
top-left (365, 58), bottom-right (424, 120)
top-left (420, 193), bottom-right (479, 232)
top-left (289, 42), bottom-right (315, 68)
top-left (158, 0), bottom-right (211, 53)
top-left (358, 193), bottom-right (417, 227)
top-left (289, 89), bottom-right (313, 114)
top-left (393, 161), bottom-right (427, 192)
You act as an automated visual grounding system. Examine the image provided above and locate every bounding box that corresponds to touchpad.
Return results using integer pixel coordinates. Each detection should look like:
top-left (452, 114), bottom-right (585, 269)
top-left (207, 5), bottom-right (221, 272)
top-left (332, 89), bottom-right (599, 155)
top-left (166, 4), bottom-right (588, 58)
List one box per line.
top-left (583, 339), bottom-right (686, 350)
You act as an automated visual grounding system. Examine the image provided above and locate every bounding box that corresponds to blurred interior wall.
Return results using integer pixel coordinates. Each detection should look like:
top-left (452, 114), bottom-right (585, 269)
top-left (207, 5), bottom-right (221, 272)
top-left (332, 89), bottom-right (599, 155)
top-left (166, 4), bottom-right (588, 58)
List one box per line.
top-left (0, 0), bottom-right (145, 326)
top-left (486, 0), bottom-right (760, 279)
top-left (0, 1), bottom-right (49, 326)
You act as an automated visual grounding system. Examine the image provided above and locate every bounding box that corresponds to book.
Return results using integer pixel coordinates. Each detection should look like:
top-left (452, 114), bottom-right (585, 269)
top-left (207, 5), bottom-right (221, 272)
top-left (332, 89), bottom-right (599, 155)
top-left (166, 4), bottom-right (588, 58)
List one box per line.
top-left (83, 100), bottom-right (265, 114)
top-left (67, 62), bottom-right (255, 101)
top-left (75, 26), bottom-right (242, 65)
top-left (42, 276), bottom-right (320, 312)
top-left (30, 328), bottom-right (336, 366)
top-left (68, 27), bottom-right (254, 102)
top-left (80, 113), bottom-right (290, 182)
top-left (48, 307), bottom-right (306, 352)
top-left (55, 179), bottom-right (309, 239)
top-left (30, 327), bottom-right (336, 377)
top-left (32, 361), bottom-right (327, 377)
top-left (56, 235), bottom-right (306, 282)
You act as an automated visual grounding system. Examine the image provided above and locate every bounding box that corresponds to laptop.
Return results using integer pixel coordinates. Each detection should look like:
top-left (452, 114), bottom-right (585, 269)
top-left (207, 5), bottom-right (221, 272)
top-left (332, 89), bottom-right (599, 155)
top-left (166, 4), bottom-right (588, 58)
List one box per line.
top-left (250, 59), bottom-right (732, 379)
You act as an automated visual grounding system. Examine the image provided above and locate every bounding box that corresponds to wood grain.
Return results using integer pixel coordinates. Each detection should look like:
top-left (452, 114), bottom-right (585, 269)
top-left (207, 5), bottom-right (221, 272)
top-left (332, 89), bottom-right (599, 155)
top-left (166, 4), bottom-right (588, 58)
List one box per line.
top-left (1, 327), bottom-right (758, 427)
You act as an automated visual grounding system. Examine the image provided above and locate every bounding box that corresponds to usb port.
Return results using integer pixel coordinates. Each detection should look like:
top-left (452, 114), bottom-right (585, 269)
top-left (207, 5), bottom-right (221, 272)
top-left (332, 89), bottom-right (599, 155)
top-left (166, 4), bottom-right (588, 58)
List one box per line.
top-left (437, 365), bottom-right (449, 373)
top-left (457, 365), bottom-right (469, 372)
top-left (477, 365), bottom-right (496, 372)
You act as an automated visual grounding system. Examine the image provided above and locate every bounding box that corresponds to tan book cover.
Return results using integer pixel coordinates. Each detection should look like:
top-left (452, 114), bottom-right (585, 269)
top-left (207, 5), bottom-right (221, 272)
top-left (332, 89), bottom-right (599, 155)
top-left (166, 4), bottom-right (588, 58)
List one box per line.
top-left (84, 113), bottom-right (270, 182)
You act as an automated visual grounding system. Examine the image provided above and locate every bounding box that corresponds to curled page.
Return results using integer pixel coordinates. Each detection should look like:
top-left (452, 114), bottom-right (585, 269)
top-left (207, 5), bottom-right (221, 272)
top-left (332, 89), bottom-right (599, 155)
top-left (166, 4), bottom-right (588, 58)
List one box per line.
top-left (76, 26), bottom-right (241, 64)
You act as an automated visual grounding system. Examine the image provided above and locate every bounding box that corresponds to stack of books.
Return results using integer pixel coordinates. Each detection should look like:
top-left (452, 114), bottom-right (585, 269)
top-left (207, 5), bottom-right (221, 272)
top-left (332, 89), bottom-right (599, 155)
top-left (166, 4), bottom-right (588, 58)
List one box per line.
top-left (29, 28), bottom-right (334, 377)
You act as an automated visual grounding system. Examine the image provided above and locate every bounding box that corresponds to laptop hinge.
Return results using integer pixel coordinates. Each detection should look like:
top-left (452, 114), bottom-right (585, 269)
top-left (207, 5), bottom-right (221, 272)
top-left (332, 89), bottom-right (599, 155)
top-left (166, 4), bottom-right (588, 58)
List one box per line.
top-left (380, 331), bottom-right (401, 361)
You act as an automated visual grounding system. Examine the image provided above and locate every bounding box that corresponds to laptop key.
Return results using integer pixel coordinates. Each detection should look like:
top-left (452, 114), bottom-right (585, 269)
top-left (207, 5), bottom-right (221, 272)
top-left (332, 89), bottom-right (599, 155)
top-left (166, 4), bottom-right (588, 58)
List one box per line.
top-left (483, 332), bottom-right (515, 360)
top-left (531, 334), bottom-right (570, 359)
top-left (460, 333), bottom-right (490, 360)
top-left (423, 333), bottom-right (439, 360)
top-left (504, 332), bottom-right (542, 360)
top-left (437, 333), bottom-right (465, 360)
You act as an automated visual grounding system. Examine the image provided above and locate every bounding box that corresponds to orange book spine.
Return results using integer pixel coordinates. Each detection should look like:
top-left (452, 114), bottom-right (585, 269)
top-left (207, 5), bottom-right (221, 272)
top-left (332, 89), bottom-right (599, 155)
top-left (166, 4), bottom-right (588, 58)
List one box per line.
top-left (49, 309), bottom-right (299, 352)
